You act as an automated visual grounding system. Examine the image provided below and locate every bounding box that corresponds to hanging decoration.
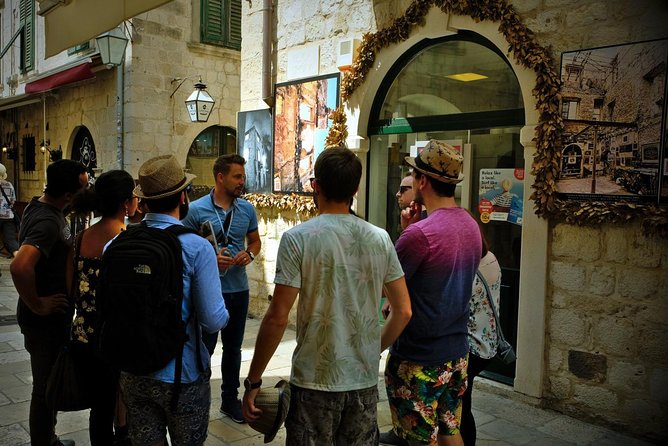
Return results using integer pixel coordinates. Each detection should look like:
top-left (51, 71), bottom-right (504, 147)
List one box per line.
top-left (244, 193), bottom-right (317, 216)
top-left (325, 106), bottom-right (348, 148)
top-left (327, 0), bottom-right (667, 234)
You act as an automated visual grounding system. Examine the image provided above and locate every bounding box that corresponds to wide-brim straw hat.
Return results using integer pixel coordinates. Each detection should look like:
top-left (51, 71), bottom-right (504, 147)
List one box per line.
top-left (404, 139), bottom-right (465, 184)
top-left (248, 380), bottom-right (291, 443)
top-left (133, 155), bottom-right (196, 199)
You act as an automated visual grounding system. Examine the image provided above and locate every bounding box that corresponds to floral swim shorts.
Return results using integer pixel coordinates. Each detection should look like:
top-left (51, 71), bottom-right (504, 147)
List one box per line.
top-left (384, 353), bottom-right (468, 444)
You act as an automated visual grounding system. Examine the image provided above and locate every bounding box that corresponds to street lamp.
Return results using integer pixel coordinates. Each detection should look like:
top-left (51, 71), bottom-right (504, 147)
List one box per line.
top-left (96, 28), bottom-right (129, 66)
top-left (171, 76), bottom-right (216, 123)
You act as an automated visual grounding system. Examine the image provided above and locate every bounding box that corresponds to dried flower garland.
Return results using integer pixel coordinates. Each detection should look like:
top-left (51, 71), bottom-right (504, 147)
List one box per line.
top-left (244, 193), bottom-right (317, 217)
top-left (325, 106), bottom-right (348, 148)
top-left (335, 0), bottom-right (667, 234)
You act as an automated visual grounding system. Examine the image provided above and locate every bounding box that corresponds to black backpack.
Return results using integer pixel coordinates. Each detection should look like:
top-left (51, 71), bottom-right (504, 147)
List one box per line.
top-left (97, 222), bottom-right (202, 405)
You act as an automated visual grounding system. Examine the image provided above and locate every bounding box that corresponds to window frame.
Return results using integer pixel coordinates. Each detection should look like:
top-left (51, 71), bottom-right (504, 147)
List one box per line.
top-left (200, 0), bottom-right (241, 50)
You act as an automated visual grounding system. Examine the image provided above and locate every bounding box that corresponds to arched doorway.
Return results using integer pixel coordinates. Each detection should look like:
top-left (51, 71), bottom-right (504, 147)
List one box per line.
top-left (367, 31), bottom-right (524, 384)
top-left (70, 126), bottom-right (97, 176)
top-left (186, 125), bottom-right (237, 188)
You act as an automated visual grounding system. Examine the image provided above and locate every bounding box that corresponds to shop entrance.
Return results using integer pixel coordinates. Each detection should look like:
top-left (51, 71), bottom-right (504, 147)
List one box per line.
top-left (366, 32), bottom-right (524, 383)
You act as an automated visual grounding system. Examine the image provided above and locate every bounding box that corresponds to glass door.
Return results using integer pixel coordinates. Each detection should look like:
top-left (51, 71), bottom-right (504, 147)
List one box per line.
top-left (368, 126), bottom-right (523, 383)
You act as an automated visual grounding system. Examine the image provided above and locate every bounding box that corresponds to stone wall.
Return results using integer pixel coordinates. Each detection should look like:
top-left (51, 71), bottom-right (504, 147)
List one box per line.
top-left (548, 222), bottom-right (668, 439)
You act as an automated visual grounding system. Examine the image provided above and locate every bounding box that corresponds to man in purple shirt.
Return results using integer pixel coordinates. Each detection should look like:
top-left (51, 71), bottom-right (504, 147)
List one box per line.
top-left (381, 140), bottom-right (482, 446)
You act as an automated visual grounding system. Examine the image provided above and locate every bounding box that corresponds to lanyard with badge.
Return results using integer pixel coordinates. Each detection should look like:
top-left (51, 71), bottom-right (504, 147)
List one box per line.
top-left (211, 194), bottom-right (234, 254)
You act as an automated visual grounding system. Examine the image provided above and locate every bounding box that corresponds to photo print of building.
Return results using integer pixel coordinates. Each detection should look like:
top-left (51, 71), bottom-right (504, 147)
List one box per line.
top-left (556, 39), bottom-right (668, 202)
top-left (273, 74), bottom-right (339, 193)
top-left (238, 109), bottom-right (273, 193)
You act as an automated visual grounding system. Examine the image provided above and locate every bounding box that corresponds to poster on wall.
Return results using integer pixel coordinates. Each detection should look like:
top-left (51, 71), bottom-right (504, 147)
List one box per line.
top-left (237, 109), bottom-right (273, 194)
top-left (273, 73), bottom-right (340, 193)
top-left (556, 38), bottom-right (668, 203)
top-left (478, 168), bottom-right (524, 226)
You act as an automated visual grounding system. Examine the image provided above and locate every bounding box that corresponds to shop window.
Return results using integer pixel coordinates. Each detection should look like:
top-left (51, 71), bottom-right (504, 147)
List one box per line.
top-left (201, 0), bottom-right (241, 50)
top-left (186, 125), bottom-right (236, 187)
top-left (19, 0), bottom-right (34, 72)
top-left (22, 134), bottom-right (36, 171)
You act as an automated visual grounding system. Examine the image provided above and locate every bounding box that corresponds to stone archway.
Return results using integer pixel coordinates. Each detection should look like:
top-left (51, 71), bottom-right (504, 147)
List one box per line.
top-left (344, 8), bottom-right (548, 398)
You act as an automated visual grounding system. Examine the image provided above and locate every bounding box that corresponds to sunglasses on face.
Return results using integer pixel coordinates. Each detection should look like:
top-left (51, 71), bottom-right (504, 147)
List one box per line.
top-left (399, 186), bottom-right (412, 193)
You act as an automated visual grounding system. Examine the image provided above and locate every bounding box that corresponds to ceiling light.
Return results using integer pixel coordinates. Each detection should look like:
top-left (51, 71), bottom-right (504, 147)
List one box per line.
top-left (445, 72), bottom-right (488, 82)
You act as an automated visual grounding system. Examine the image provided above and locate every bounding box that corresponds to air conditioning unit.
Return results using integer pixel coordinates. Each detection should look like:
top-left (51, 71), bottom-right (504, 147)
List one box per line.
top-left (337, 38), bottom-right (360, 71)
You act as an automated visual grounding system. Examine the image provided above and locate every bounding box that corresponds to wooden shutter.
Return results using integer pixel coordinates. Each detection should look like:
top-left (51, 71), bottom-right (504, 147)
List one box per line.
top-left (228, 0), bottom-right (241, 50)
top-left (202, 0), bottom-right (224, 45)
top-left (201, 0), bottom-right (241, 49)
top-left (19, 0), bottom-right (34, 71)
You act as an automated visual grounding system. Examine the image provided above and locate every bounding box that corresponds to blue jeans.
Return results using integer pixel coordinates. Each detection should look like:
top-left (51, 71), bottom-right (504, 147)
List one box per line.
top-left (203, 290), bottom-right (249, 401)
top-left (22, 323), bottom-right (69, 446)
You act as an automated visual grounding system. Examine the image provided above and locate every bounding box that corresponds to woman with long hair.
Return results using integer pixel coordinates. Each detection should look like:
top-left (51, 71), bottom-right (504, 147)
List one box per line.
top-left (67, 170), bottom-right (138, 445)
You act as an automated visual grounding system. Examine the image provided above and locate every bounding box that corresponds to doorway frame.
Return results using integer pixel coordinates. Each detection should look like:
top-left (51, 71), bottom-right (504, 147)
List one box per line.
top-left (344, 10), bottom-right (548, 399)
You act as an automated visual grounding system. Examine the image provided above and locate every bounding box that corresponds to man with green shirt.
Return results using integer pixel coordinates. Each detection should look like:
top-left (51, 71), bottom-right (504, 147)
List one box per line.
top-left (242, 146), bottom-right (412, 444)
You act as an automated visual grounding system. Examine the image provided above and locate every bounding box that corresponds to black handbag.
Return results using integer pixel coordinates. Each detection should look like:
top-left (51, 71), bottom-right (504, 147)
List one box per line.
top-left (45, 231), bottom-right (92, 411)
top-left (46, 341), bottom-right (92, 411)
top-left (476, 271), bottom-right (517, 364)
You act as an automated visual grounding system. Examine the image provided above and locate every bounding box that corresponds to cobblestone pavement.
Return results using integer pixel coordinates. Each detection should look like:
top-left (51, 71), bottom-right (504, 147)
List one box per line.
top-left (0, 256), bottom-right (656, 445)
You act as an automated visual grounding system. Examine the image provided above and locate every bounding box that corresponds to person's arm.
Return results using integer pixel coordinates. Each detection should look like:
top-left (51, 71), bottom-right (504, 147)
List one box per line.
top-left (192, 239), bottom-right (229, 333)
top-left (233, 229), bottom-right (261, 266)
top-left (381, 277), bottom-right (412, 352)
top-left (242, 283), bottom-right (299, 421)
top-left (10, 245), bottom-right (70, 315)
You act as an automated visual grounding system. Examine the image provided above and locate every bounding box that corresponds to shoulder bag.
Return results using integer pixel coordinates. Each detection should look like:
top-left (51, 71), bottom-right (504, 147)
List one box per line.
top-left (476, 270), bottom-right (516, 364)
top-left (46, 231), bottom-right (92, 411)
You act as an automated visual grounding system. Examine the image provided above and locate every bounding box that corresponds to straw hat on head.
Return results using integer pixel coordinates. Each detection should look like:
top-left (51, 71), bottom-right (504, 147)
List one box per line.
top-left (133, 155), bottom-right (196, 199)
top-left (0, 163), bottom-right (7, 180)
top-left (248, 380), bottom-right (291, 443)
top-left (404, 139), bottom-right (464, 184)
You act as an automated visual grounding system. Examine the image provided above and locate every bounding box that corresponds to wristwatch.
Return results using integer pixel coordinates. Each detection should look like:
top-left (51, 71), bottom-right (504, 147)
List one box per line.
top-left (244, 378), bottom-right (262, 390)
top-left (246, 250), bottom-right (255, 261)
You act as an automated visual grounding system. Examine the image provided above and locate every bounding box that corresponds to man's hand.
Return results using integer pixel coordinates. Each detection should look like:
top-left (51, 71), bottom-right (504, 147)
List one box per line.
top-left (217, 251), bottom-right (234, 271)
top-left (400, 201), bottom-right (422, 229)
top-left (242, 388), bottom-right (262, 422)
top-left (232, 250), bottom-right (253, 267)
top-left (30, 293), bottom-right (70, 316)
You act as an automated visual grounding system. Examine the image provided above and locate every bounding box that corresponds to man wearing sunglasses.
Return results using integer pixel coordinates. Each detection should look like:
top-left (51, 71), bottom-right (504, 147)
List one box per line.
top-left (396, 173), bottom-right (415, 210)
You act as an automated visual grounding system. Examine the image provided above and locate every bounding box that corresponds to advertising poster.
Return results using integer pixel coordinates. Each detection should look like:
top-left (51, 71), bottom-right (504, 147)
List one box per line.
top-left (478, 168), bottom-right (524, 225)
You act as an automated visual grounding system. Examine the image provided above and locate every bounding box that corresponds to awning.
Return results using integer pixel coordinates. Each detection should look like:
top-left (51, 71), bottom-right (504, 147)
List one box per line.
top-left (25, 62), bottom-right (94, 94)
top-left (40, 0), bottom-right (174, 58)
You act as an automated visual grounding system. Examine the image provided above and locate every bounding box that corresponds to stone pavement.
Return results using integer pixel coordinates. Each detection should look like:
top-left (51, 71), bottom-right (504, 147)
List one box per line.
top-left (0, 255), bottom-right (657, 445)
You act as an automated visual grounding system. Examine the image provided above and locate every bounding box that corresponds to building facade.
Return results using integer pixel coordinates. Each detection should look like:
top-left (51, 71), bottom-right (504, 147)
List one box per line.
top-left (239, 0), bottom-right (668, 441)
top-left (0, 0), bottom-right (241, 202)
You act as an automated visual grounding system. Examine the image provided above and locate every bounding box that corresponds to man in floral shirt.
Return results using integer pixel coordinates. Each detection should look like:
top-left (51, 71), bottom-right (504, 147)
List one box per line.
top-left (242, 147), bottom-right (412, 445)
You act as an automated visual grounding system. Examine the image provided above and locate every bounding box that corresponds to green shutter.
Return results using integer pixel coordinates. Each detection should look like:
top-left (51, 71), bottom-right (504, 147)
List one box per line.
top-left (228, 0), bottom-right (241, 50)
top-left (19, 0), bottom-right (34, 71)
top-left (201, 0), bottom-right (241, 49)
top-left (202, 0), bottom-right (224, 45)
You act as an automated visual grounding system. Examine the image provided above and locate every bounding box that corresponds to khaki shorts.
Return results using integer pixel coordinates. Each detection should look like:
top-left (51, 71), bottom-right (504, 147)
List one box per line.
top-left (285, 384), bottom-right (379, 445)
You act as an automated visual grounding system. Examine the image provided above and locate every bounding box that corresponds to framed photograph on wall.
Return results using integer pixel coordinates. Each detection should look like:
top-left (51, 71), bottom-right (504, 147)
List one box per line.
top-left (555, 38), bottom-right (668, 203)
top-left (273, 73), bottom-right (340, 193)
top-left (237, 109), bottom-right (273, 194)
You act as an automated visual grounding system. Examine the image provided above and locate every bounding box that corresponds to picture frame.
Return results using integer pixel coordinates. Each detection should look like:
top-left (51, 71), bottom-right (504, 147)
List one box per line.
top-left (237, 109), bottom-right (273, 194)
top-left (556, 38), bottom-right (668, 203)
top-left (272, 73), bottom-right (340, 194)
